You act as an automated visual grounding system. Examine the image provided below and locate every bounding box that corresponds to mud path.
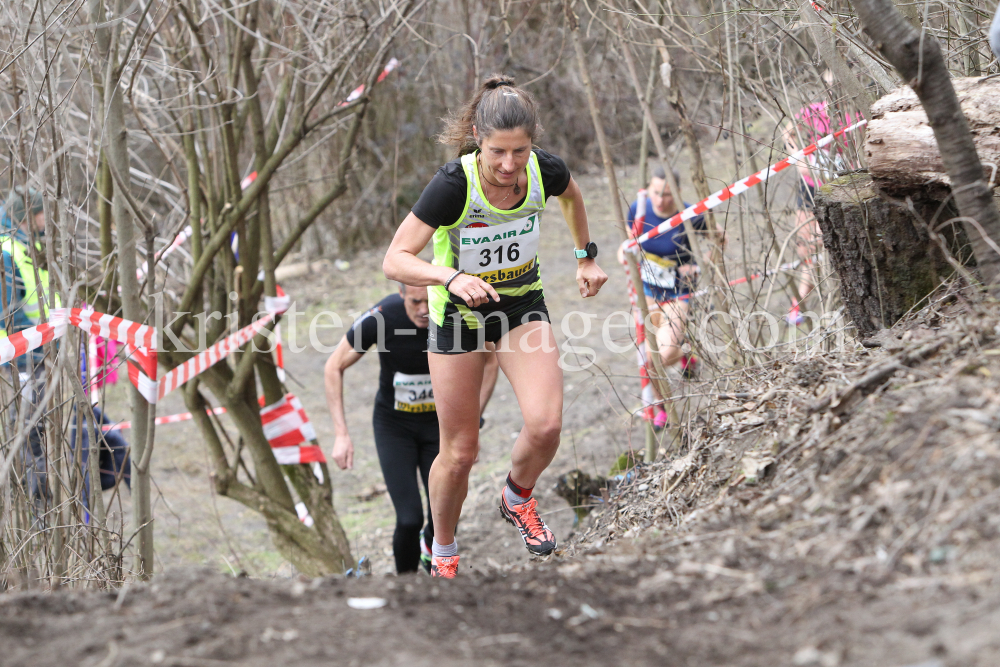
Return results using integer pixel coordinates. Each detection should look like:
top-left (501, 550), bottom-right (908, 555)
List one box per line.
top-left (4, 551), bottom-right (996, 666)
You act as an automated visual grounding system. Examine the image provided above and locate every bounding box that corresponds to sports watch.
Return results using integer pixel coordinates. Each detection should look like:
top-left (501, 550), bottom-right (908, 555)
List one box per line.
top-left (574, 242), bottom-right (598, 260)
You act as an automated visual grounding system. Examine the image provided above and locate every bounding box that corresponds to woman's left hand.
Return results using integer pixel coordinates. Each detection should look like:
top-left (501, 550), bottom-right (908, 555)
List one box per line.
top-left (576, 259), bottom-right (608, 298)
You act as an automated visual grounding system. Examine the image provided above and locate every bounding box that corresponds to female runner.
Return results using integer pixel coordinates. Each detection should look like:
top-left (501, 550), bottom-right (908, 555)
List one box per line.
top-left (383, 74), bottom-right (607, 578)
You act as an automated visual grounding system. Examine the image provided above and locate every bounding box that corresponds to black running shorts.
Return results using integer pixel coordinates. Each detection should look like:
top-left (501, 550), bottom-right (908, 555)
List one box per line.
top-left (428, 299), bottom-right (550, 354)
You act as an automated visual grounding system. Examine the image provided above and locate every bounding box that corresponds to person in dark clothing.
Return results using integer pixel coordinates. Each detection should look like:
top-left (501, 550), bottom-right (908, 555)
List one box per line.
top-left (2, 187), bottom-right (57, 520)
top-left (71, 405), bottom-right (131, 512)
top-left (324, 284), bottom-right (498, 574)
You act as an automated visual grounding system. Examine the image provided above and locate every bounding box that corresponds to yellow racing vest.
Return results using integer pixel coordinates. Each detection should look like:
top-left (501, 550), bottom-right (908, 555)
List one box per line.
top-left (0, 235), bottom-right (60, 337)
top-left (429, 151), bottom-right (547, 329)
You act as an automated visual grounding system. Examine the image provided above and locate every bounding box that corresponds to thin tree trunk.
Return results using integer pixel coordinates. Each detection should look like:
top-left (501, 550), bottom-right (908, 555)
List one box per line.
top-left (854, 0), bottom-right (1000, 290)
top-left (567, 1), bottom-right (679, 457)
top-left (615, 13), bottom-right (739, 366)
top-left (94, 0), bottom-right (154, 579)
top-left (637, 50), bottom-right (658, 187)
top-left (801, 1), bottom-right (873, 120)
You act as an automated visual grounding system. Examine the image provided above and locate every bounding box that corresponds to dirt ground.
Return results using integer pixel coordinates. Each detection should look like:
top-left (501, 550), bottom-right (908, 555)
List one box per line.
top-left (9, 161), bottom-right (996, 666)
top-left (5, 295), bottom-right (1000, 665)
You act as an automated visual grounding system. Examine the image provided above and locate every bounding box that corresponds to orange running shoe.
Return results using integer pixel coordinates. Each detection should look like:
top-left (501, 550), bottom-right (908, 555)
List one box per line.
top-left (431, 555), bottom-right (460, 578)
top-left (499, 494), bottom-right (557, 556)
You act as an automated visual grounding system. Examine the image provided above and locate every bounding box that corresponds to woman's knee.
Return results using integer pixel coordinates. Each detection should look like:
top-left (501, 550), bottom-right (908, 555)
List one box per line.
top-left (523, 412), bottom-right (562, 445)
top-left (436, 441), bottom-right (477, 475)
top-left (659, 346), bottom-right (682, 367)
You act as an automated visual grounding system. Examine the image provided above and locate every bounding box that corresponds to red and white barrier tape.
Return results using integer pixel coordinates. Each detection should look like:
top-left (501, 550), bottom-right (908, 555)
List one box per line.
top-left (68, 308), bottom-right (157, 349)
top-left (622, 118), bottom-right (868, 251)
top-left (102, 406), bottom-right (227, 432)
top-left (136, 171), bottom-right (258, 283)
top-left (102, 393), bottom-right (327, 466)
top-left (0, 308), bottom-right (155, 366)
top-left (621, 117), bottom-right (866, 418)
top-left (662, 258), bottom-right (804, 304)
top-left (622, 190), bottom-right (657, 420)
top-left (2, 235), bottom-right (318, 464)
top-left (125, 291), bottom-right (290, 404)
top-left (260, 393), bottom-right (323, 464)
top-left (137, 225), bottom-right (192, 282)
top-left (0, 318), bottom-right (66, 365)
top-left (340, 58), bottom-right (399, 107)
top-left (272, 285), bottom-right (287, 382)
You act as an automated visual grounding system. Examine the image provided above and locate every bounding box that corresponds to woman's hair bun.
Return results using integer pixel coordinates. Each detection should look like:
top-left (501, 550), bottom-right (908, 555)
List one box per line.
top-left (483, 75), bottom-right (516, 90)
top-left (439, 72), bottom-right (540, 156)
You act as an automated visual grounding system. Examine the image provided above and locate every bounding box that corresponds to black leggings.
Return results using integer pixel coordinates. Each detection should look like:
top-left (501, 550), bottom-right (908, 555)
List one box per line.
top-left (372, 405), bottom-right (439, 573)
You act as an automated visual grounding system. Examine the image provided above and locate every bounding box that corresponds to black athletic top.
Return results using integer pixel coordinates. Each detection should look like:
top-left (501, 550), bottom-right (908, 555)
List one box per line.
top-left (411, 149), bottom-right (571, 228)
top-left (412, 149), bottom-right (571, 329)
top-left (345, 294), bottom-right (437, 421)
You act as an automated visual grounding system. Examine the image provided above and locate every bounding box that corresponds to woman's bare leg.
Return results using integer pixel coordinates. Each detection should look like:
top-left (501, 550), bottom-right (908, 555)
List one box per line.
top-left (427, 351), bottom-right (488, 546)
top-left (647, 297), bottom-right (690, 369)
top-left (795, 210), bottom-right (820, 304)
top-left (497, 321), bottom-right (564, 489)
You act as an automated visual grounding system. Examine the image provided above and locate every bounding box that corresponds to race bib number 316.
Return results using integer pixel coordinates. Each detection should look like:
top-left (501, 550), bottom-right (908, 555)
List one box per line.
top-left (393, 372), bottom-right (435, 413)
top-left (459, 214), bottom-right (540, 284)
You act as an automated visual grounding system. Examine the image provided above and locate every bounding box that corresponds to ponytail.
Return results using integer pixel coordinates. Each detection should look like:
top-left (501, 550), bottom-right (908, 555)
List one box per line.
top-left (438, 74), bottom-right (542, 157)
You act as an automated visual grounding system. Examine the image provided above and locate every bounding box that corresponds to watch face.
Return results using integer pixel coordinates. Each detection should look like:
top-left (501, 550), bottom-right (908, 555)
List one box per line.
top-left (586, 242), bottom-right (598, 258)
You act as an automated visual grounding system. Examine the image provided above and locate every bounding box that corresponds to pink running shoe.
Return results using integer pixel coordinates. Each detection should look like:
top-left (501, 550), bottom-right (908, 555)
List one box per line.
top-left (499, 494), bottom-right (557, 556)
top-left (431, 555), bottom-right (460, 578)
top-left (679, 355), bottom-right (699, 380)
top-left (786, 306), bottom-right (805, 326)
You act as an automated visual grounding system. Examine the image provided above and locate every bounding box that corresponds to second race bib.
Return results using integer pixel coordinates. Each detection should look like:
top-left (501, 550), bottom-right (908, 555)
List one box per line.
top-left (393, 372), bottom-right (435, 413)
top-left (459, 214), bottom-right (540, 285)
top-left (640, 254), bottom-right (678, 290)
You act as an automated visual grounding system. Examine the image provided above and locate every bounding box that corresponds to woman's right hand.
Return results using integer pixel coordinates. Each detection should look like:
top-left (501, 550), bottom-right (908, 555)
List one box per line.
top-left (332, 434), bottom-right (354, 470)
top-left (447, 273), bottom-right (500, 308)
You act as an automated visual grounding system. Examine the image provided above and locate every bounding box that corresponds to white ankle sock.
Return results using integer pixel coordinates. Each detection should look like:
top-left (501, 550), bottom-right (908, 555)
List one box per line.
top-left (504, 484), bottom-right (531, 507)
top-left (432, 538), bottom-right (458, 559)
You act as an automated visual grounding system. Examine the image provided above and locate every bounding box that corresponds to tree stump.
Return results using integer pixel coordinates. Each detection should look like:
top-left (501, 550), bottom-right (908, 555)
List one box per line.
top-left (815, 172), bottom-right (973, 336)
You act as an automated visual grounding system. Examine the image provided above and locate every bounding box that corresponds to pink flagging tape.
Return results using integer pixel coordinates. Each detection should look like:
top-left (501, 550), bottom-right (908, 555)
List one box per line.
top-left (102, 406), bottom-right (228, 432)
top-left (260, 393), bottom-right (324, 464)
top-left (622, 118), bottom-right (868, 250)
top-left (339, 58), bottom-right (399, 107)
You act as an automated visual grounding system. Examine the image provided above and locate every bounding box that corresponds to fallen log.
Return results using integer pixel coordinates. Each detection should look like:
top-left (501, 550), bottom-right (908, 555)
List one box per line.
top-left (866, 77), bottom-right (1000, 196)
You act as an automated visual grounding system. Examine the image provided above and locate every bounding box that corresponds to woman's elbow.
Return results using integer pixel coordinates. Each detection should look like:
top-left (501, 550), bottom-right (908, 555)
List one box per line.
top-left (382, 251), bottom-right (400, 281)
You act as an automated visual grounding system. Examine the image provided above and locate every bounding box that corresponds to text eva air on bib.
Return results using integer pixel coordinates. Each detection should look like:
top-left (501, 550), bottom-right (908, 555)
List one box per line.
top-left (459, 214), bottom-right (539, 285)
top-left (393, 372), bottom-right (435, 413)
